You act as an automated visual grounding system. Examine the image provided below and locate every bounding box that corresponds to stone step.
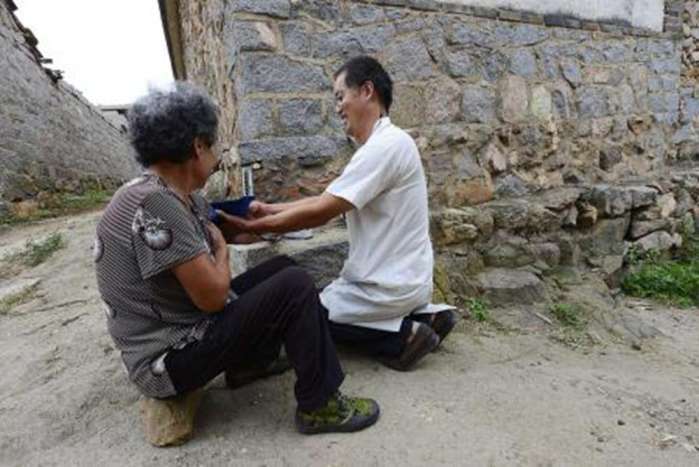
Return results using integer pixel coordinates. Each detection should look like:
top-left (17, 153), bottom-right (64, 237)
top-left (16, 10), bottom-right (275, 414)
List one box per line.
top-left (474, 268), bottom-right (546, 306)
top-left (229, 227), bottom-right (348, 289)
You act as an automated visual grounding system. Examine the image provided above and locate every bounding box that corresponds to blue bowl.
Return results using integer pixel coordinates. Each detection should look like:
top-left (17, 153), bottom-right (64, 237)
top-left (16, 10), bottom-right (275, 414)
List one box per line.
top-left (209, 196), bottom-right (255, 224)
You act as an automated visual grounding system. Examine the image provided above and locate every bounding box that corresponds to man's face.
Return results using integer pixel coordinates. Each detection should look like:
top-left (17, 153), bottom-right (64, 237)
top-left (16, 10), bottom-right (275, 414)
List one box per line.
top-left (333, 72), bottom-right (366, 139)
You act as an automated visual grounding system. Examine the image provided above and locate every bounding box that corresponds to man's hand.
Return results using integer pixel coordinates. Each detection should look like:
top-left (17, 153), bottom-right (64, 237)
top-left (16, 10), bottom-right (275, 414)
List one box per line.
top-left (216, 193), bottom-right (353, 234)
top-left (248, 200), bottom-right (275, 218)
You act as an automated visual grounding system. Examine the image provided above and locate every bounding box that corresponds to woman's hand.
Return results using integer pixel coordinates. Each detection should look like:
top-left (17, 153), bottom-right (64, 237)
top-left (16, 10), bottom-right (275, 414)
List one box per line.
top-left (207, 222), bottom-right (229, 259)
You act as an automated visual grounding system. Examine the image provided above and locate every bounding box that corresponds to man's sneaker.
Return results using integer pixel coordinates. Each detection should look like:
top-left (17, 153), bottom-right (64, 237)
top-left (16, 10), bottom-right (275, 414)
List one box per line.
top-left (379, 322), bottom-right (439, 371)
top-left (296, 391), bottom-right (380, 434)
top-left (225, 356), bottom-right (292, 389)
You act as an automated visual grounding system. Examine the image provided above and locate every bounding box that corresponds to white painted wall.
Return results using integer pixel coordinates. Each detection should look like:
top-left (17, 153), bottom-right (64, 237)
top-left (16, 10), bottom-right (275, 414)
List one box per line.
top-left (439, 0), bottom-right (665, 32)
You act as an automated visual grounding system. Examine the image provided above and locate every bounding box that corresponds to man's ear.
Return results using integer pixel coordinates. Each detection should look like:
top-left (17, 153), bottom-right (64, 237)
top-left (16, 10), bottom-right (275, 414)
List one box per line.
top-left (361, 81), bottom-right (375, 101)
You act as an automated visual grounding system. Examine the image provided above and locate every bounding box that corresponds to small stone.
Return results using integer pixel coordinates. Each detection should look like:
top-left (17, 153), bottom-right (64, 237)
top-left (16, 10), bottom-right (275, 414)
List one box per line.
top-left (140, 389), bottom-right (204, 447)
top-left (618, 419), bottom-right (626, 426)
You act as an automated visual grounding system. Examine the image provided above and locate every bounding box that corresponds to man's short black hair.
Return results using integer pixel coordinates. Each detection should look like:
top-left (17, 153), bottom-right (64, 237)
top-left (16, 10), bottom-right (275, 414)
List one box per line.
top-left (334, 56), bottom-right (393, 114)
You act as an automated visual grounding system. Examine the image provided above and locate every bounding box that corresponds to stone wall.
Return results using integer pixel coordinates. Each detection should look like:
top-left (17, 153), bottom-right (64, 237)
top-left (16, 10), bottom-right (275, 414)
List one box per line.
top-left (0, 0), bottom-right (138, 206)
top-left (178, 0), bottom-right (241, 198)
top-left (175, 0), bottom-right (699, 305)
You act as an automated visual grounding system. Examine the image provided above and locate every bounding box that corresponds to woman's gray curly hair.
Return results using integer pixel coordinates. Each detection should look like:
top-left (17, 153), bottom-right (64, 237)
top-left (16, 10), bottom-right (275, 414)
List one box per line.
top-left (127, 82), bottom-right (218, 167)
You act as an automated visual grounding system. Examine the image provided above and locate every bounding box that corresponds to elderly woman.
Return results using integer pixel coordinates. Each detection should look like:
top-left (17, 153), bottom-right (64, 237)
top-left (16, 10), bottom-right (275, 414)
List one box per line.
top-left (94, 83), bottom-right (379, 435)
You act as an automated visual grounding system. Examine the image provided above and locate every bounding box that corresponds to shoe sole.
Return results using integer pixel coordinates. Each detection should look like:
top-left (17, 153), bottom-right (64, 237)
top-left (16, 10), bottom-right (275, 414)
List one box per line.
top-left (431, 310), bottom-right (457, 347)
top-left (296, 403), bottom-right (381, 435)
top-left (379, 324), bottom-right (440, 372)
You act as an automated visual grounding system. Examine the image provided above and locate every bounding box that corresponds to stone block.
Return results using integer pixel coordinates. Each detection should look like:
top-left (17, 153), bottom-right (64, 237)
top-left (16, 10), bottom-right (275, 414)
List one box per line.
top-left (484, 243), bottom-right (534, 268)
top-left (445, 172), bottom-right (494, 207)
top-left (499, 75), bottom-right (528, 123)
top-left (494, 174), bottom-right (530, 198)
top-left (140, 389), bottom-right (203, 447)
top-left (381, 36), bottom-right (435, 81)
top-left (424, 78), bottom-right (461, 124)
top-left (475, 268), bottom-right (546, 306)
top-left (508, 48), bottom-right (537, 78)
top-left (431, 207), bottom-right (494, 246)
top-left (529, 242), bottom-right (561, 268)
top-left (583, 185), bottom-right (633, 218)
top-left (482, 50), bottom-right (510, 82)
top-left (278, 99), bottom-right (323, 135)
top-left (238, 99), bottom-right (274, 141)
top-left (230, 227), bottom-right (348, 289)
top-left (236, 54), bottom-right (328, 95)
top-left (315, 24), bottom-right (396, 60)
top-left (446, 21), bottom-right (496, 48)
top-left (228, 0), bottom-right (290, 18)
top-left (348, 3), bottom-right (386, 24)
top-left (598, 147), bottom-right (622, 171)
top-left (281, 23), bottom-right (312, 56)
top-left (579, 216), bottom-right (630, 256)
top-left (239, 136), bottom-right (344, 165)
top-left (495, 23), bottom-right (549, 47)
top-left (391, 85), bottom-right (425, 128)
top-left (478, 141), bottom-right (507, 174)
top-left (626, 186), bottom-right (658, 208)
top-left (629, 219), bottom-right (671, 239)
top-left (485, 199), bottom-right (559, 234)
top-left (577, 87), bottom-right (611, 118)
top-left (648, 93), bottom-right (680, 114)
top-left (228, 21), bottom-right (278, 52)
top-left (530, 85), bottom-right (552, 120)
top-left (534, 187), bottom-right (583, 211)
top-left (444, 50), bottom-right (479, 78)
top-left (632, 231), bottom-right (682, 253)
top-left (648, 57), bottom-right (681, 75)
top-left (462, 86), bottom-right (497, 123)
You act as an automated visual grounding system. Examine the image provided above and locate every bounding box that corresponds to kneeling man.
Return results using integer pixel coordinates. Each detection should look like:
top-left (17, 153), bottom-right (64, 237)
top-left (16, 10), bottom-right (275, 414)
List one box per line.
top-left (221, 56), bottom-right (456, 371)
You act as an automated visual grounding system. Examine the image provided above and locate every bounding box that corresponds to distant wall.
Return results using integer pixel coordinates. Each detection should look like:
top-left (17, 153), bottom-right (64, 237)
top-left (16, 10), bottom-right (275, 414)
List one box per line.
top-left (0, 0), bottom-right (137, 204)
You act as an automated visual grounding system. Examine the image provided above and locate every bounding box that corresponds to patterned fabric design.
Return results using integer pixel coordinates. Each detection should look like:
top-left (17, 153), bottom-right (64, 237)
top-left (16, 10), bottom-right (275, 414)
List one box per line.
top-left (95, 173), bottom-right (217, 398)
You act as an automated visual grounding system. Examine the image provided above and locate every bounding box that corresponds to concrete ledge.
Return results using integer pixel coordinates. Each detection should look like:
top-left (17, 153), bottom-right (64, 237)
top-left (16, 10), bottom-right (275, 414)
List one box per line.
top-left (229, 226), bottom-right (348, 289)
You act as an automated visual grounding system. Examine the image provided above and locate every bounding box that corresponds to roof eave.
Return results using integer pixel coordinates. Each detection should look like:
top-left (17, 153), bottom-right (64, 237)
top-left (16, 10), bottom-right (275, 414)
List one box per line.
top-left (158, 0), bottom-right (186, 80)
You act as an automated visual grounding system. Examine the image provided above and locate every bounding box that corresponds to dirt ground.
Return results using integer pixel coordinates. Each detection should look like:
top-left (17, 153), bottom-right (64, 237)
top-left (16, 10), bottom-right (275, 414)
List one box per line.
top-left (1, 212), bottom-right (698, 467)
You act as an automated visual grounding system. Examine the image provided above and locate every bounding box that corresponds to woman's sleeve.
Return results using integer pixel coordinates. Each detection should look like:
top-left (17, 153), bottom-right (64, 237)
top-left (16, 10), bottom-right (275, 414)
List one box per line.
top-left (131, 191), bottom-right (210, 279)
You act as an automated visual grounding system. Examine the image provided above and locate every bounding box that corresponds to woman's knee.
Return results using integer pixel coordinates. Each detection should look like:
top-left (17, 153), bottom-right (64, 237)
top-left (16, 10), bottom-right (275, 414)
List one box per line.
top-left (277, 266), bottom-right (315, 293)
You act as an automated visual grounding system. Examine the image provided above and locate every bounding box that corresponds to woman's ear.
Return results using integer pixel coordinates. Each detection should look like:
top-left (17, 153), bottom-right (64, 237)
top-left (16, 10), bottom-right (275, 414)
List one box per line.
top-left (192, 136), bottom-right (206, 160)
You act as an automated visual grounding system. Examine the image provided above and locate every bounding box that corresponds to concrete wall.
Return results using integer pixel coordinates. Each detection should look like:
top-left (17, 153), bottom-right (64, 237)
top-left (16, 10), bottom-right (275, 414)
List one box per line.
top-left (0, 1), bottom-right (137, 204)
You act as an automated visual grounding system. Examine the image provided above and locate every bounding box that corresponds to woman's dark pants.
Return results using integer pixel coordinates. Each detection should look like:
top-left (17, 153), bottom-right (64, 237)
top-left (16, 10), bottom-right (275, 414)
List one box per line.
top-left (164, 256), bottom-right (344, 412)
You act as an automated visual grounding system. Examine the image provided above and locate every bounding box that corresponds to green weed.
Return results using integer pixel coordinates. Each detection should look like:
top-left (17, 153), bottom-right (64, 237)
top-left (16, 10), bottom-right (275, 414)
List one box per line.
top-left (550, 303), bottom-right (586, 328)
top-left (466, 297), bottom-right (490, 322)
top-left (0, 189), bottom-right (112, 227)
top-left (622, 235), bottom-right (699, 308)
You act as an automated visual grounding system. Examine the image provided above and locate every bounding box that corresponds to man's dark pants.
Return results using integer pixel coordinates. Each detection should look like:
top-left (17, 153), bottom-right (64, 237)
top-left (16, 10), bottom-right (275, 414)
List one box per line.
top-left (164, 256), bottom-right (344, 412)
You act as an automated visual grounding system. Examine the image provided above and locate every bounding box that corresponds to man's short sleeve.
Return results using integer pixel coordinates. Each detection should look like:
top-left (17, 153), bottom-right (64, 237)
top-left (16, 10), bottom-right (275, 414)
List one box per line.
top-left (132, 191), bottom-right (209, 279)
top-left (326, 143), bottom-right (401, 210)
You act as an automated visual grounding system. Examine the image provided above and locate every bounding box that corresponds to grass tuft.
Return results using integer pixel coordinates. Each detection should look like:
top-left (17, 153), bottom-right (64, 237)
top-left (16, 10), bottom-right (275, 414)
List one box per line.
top-left (622, 235), bottom-right (699, 308)
top-left (466, 297), bottom-right (490, 322)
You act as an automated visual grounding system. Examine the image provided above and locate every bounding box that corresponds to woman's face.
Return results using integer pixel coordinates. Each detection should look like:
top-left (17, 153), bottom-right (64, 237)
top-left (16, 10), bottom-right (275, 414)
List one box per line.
top-left (194, 137), bottom-right (221, 188)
